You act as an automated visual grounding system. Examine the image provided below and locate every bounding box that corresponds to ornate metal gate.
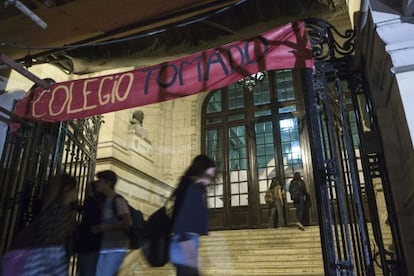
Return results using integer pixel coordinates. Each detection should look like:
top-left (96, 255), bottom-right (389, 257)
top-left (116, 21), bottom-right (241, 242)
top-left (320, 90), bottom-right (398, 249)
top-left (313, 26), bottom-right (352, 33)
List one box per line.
top-left (304, 19), bottom-right (406, 275)
top-left (0, 113), bottom-right (102, 262)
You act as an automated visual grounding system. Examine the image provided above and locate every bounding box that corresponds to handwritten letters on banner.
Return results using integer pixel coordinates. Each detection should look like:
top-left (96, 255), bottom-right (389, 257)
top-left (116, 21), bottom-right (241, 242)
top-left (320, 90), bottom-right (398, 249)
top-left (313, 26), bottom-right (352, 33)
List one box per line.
top-left (13, 21), bottom-right (313, 122)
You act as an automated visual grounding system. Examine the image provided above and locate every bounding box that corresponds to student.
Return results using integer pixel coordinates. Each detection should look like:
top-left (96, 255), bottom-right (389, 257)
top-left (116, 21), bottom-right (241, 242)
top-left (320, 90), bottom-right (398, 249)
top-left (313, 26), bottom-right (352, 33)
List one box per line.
top-left (93, 170), bottom-right (132, 276)
top-left (169, 154), bottom-right (216, 276)
top-left (289, 172), bottom-right (307, 230)
top-left (268, 177), bottom-right (285, 228)
top-left (22, 172), bottom-right (78, 276)
top-left (76, 180), bottom-right (106, 276)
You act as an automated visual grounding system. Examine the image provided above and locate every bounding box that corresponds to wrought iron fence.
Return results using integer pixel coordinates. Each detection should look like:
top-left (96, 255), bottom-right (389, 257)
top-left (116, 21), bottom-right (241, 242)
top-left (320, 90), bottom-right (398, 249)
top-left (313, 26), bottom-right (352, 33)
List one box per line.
top-left (0, 114), bottom-right (102, 275)
top-left (304, 18), bottom-right (404, 275)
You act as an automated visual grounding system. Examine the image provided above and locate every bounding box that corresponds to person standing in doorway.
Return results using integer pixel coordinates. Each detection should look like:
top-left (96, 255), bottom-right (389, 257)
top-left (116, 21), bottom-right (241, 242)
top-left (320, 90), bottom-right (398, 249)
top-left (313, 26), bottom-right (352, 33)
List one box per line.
top-left (268, 177), bottom-right (285, 228)
top-left (93, 170), bottom-right (132, 276)
top-left (289, 172), bottom-right (307, 231)
top-left (169, 154), bottom-right (216, 276)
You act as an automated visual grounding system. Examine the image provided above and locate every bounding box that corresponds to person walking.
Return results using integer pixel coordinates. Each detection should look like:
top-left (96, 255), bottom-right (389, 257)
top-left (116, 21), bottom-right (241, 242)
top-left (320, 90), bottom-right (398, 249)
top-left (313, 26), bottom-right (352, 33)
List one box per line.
top-left (268, 177), bottom-right (285, 228)
top-left (22, 172), bottom-right (78, 276)
top-left (76, 180), bottom-right (106, 276)
top-left (289, 172), bottom-right (307, 230)
top-left (169, 154), bottom-right (216, 276)
top-left (93, 170), bottom-right (132, 276)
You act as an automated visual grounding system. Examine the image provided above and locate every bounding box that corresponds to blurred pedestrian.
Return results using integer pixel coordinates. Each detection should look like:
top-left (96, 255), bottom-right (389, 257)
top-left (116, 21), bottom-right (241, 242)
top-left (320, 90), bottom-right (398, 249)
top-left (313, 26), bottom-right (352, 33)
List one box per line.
top-left (169, 154), bottom-right (216, 276)
top-left (22, 172), bottom-right (78, 276)
top-left (93, 170), bottom-right (132, 276)
top-left (76, 180), bottom-right (106, 276)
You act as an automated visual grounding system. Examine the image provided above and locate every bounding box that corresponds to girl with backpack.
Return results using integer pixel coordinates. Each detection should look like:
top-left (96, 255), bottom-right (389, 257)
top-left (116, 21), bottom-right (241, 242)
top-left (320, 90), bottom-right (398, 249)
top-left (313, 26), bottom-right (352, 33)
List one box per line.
top-left (268, 177), bottom-right (285, 228)
top-left (169, 154), bottom-right (216, 276)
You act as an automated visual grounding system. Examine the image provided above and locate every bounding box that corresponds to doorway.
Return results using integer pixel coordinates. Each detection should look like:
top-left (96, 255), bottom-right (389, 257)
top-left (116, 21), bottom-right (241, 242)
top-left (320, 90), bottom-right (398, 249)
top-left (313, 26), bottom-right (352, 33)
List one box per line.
top-left (202, 69), bottom-right (314, 230)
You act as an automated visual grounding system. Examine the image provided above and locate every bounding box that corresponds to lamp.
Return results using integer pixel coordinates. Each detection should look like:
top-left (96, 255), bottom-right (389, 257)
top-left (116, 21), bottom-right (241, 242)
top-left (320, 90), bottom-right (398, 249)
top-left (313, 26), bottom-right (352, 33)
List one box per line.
top-left (238, 72), bottom-right (267, 91)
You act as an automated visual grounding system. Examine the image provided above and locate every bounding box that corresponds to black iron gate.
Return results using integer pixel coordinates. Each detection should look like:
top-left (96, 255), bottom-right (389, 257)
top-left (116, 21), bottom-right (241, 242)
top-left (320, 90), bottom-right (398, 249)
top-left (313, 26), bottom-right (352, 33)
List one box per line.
top-left (304, 18), bottom-right (406, 275)
top-left (0, 112), bottom-right (102, 262)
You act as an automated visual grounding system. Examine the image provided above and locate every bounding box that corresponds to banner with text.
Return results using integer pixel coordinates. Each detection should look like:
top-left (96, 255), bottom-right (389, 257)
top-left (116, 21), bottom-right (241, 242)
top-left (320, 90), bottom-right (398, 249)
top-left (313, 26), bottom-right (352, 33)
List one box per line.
top-left (14, 21), bottom-right (313, 122)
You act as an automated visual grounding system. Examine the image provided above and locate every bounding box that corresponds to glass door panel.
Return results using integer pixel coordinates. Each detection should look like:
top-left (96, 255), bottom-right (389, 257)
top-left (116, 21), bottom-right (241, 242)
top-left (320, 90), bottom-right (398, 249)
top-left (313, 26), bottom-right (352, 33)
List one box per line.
top-left (255, 121), bottom-right (277, 205)
top-left (207, 172), bottom-right (224, 208)
top-left (228, 126), bottom-right (248, 207)
top-left (206, 129), bottom-right (224, 209)
top-left (279, 117), bottom-right (304, 201)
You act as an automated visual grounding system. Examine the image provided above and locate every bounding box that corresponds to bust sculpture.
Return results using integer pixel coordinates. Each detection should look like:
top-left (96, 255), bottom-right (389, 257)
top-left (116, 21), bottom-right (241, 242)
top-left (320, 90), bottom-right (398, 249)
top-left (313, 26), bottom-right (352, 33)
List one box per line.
top-left (130, 110), bottom-right (144, 126)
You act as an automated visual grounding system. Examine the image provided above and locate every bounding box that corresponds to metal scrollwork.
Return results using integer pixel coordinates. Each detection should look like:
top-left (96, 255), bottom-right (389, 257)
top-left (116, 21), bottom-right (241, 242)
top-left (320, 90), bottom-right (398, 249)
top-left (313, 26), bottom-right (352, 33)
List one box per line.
top-left (305, 18), bottom-right (355, 61)
top-left (72, 115), bottom-right (104, 151)
top-left (324, 159), bottom-right (338, 180)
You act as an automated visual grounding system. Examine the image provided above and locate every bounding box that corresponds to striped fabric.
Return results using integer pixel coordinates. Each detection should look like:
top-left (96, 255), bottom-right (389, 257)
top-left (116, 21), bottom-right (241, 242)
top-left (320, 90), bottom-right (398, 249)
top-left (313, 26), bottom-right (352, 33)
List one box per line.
top-left (32, 203), bottom-right (71, 247)
top-left (20, 202), bottom-right (72, 275)
top-left (21, 247), bottom-right (68, 276)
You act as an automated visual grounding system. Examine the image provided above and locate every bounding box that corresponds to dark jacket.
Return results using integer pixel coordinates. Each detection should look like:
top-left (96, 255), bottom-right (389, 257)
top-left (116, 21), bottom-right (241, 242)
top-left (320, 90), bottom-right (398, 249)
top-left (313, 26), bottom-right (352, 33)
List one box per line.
top-left (171, 176), bottom-right (209, 235)
top-left (76, 196), bottom-right (102, 252)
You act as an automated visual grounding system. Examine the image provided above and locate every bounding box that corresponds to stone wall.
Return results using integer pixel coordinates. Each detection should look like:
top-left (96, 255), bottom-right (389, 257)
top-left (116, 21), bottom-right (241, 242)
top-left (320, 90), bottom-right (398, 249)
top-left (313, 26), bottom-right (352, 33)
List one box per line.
top-left (360, 5), bottom-right (414, 274)
top-left (95, 92), bottom-right (208, 216)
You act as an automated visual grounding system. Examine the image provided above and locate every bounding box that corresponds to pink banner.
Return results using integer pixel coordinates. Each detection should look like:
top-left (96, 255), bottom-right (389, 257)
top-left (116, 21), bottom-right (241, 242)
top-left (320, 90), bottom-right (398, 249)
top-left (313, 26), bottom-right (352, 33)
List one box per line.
top-left (13, 21), bottom-right (313, 122)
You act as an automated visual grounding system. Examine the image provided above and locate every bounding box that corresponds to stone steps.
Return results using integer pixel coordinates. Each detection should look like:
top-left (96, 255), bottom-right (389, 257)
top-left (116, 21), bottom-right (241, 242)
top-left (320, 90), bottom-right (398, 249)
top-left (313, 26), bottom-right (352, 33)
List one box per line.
top-left (120, 267), bottom-right (325, 276)
top-left (118, 224), bottom-right (393, 275)
top-left (121, 262), bottom-right (325, 276)
top-left (119, 226), bottom-right (324, 276)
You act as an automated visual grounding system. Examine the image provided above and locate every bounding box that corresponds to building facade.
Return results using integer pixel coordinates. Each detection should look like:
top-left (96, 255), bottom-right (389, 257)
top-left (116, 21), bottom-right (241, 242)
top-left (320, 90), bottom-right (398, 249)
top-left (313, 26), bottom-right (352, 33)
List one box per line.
top-left (1, 0), bottom-right (413, 274)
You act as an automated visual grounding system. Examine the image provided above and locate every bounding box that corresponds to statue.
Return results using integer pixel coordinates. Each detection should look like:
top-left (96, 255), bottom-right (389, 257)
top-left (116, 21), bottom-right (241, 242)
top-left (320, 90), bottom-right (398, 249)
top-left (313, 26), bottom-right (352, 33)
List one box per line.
top-left (130, 110), bottom-right (144, 126)
top-left (129, 110), bottom-right (148, 139)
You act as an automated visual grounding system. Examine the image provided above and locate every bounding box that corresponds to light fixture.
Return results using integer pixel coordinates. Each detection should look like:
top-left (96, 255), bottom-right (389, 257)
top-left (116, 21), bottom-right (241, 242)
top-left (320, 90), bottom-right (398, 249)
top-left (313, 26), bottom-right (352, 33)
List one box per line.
top-left (238, 72), bottom-right (267, 91)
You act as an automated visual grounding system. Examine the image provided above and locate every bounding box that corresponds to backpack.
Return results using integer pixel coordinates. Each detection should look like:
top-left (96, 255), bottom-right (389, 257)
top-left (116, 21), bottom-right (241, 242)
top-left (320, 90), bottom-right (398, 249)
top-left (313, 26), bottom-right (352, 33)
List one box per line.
top-left (75, 196), bottom-right (102, 253)
top-left (264, 189), bottom-right (274, 204)
top-left (141, 205), bottom-right (171, 267)
top-left (113, 195), bottom-right (146, 249)
top-left (289, 181), bottom-right (302, 201)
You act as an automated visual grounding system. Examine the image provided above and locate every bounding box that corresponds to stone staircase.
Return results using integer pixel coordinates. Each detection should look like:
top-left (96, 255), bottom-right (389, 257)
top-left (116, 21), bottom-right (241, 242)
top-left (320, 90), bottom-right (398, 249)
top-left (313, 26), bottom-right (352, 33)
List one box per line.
top-left (119, 226), bottom-right (324, 276)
